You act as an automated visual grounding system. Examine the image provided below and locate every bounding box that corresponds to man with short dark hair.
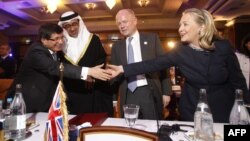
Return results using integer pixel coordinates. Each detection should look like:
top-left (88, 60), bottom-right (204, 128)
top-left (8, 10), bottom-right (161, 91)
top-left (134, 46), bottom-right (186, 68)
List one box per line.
top-left (5, 23), bottom-right (111, 113)
top-left (0, 43), bottom-right (16, 78)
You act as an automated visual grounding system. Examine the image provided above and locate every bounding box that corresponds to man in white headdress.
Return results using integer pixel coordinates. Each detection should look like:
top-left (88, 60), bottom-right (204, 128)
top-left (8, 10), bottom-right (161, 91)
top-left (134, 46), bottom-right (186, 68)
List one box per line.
top-left (58, 11), bottom-right (113, 115)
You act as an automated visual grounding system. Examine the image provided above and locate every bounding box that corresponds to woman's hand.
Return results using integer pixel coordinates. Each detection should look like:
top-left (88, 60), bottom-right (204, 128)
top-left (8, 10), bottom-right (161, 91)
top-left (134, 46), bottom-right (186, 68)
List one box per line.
top-left (106, 64), bottom-right (124, 79)
top-left (162, 95), bottom-right (171, 108)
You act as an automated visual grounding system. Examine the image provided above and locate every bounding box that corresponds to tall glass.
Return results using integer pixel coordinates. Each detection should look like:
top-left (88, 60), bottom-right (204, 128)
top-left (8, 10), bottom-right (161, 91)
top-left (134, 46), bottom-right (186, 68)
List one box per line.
top-left (123, 104), bottom-right (140, 128)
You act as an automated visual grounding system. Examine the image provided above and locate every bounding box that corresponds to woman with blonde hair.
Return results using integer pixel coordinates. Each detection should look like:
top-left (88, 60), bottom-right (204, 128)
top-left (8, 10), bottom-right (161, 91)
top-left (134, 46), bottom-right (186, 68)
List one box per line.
top-left (108, 8), bottom-right (249, 122)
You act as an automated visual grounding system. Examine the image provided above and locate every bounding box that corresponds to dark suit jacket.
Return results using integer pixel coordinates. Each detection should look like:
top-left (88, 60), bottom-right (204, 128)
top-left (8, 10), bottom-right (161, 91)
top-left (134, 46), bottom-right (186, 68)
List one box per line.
top-left (111, 32), bottom-right (171, 119)
top-left (6, 42), bottom-right (82, 113)
top-left (0, 56), bottom-right (16, 78)
top-left (123, 39), bottom-right (249, 122)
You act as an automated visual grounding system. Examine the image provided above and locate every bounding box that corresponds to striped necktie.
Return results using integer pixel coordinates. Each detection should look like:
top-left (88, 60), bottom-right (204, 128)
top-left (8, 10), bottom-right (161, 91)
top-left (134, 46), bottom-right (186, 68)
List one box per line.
top-left (52, 53), bottom-right (57, 61)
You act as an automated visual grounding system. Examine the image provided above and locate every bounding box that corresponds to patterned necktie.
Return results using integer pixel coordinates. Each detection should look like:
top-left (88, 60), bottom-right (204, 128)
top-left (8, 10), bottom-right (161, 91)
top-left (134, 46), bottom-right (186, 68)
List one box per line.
top-left (52, 53), bottom-right (57, 61)
top-left (127, 37), bottom-right (137, 92)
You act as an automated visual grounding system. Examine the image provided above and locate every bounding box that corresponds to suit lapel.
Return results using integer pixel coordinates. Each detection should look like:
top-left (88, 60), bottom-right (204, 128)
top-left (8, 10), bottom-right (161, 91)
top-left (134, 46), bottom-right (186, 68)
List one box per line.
top-left (140, 33), bottom-right (148, 61)
top-left (120, 41), bottom-right (127, 65)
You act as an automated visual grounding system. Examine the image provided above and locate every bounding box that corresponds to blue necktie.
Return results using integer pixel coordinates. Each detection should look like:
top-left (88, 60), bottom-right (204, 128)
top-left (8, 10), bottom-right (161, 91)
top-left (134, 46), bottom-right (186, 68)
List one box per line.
top-left (127, 37), bottom-right (137, 92)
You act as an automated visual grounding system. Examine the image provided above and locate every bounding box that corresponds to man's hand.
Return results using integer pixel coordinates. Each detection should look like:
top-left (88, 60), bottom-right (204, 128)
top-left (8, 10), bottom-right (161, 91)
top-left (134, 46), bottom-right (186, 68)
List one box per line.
top-left (162, 95), bottom-right (171, 108)
top-left (106, 64), bottom-right (124, 78)
top-left (85, 76), bottom-right (94, 89)
top-left (88, 64), bottom-right (111, 81)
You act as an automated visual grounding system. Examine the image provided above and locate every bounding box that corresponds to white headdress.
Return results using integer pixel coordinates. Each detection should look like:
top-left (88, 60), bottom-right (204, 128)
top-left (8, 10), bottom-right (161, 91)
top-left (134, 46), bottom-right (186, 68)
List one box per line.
top-left (58, 11), bottom-right (91, 64)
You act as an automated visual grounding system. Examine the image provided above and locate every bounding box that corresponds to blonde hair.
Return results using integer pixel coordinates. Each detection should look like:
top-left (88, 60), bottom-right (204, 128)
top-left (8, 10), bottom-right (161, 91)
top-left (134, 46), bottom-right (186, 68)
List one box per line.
top-left (183, 8), bottom-right (220, 50)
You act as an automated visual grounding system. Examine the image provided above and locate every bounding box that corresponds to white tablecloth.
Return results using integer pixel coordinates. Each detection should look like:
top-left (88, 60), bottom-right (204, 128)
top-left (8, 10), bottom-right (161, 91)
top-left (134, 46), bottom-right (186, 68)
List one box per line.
top-left (102, 118), bottom-right (225, 141)
top-left (23, 112), bottom-right (75, 141)
top-left (21, 113), bottom-right (224, 141)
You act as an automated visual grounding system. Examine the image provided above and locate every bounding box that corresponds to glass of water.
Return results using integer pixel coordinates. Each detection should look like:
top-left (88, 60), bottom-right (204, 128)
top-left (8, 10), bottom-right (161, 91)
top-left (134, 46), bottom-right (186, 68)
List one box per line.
top-left (123, 104), bottom-right (140, 128)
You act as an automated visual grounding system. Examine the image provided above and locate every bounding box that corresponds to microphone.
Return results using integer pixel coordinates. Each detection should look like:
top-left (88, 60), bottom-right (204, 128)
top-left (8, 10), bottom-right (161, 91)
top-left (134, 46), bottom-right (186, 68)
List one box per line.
top-left (149, 86), bottom-right (173, 141)
top-left (148, 86), bottom-right (160, 133)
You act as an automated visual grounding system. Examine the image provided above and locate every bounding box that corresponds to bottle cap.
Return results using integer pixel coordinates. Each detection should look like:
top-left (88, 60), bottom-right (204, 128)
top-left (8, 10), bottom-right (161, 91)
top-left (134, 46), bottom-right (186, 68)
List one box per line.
top-left (235, 89), bottom-right (243, 94)
top-left (7, 98), bottom-right (12, 103)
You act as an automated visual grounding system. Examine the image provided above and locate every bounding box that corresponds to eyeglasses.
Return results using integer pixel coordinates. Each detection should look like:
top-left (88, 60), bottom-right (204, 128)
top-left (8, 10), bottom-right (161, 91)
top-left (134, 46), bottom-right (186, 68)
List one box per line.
top-left (49, 36), bottom-right (67, 42)
top-left (62, 20), bottom-right (79, 30)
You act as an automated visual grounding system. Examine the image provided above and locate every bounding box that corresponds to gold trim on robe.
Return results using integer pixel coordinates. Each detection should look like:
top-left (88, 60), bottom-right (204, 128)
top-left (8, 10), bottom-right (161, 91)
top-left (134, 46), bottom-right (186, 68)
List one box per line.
top-left (64, 33), bottom-right (93, 66)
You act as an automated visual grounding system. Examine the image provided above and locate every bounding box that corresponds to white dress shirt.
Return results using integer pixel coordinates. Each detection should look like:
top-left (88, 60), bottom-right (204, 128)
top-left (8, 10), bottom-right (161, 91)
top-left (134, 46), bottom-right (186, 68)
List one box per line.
top-left (236, 52), bottom-right (250, 89)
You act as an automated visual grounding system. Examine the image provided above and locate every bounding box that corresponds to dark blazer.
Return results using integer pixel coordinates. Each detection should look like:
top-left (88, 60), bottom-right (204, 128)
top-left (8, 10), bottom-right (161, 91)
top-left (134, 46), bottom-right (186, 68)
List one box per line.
top-left (0, 55), bottom-right (16, 78)
top-left (123, 39), bottom-right (249, 122)
top-left (111, 32), bottom-right (171, 119)
top-left (6, 42), bottom-right (82, 113)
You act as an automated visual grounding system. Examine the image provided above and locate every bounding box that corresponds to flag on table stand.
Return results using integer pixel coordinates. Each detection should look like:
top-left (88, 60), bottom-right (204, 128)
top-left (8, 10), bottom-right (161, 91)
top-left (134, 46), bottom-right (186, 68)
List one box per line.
top-left (44, 81), bottom-right (69, 141)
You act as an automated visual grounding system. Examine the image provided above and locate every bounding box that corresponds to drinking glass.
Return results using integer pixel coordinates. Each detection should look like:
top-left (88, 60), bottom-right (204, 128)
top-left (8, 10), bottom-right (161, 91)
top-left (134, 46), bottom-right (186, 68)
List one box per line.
top-left (123, 104), bottom-right (140, 128)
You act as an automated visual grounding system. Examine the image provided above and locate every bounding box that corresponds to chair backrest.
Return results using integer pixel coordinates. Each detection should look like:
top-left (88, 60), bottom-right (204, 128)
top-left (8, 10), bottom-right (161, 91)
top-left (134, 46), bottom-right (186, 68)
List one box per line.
top-left (79, 126), bottom-right (159, 141)
top-left (0, 79), bottom-right (13, 100)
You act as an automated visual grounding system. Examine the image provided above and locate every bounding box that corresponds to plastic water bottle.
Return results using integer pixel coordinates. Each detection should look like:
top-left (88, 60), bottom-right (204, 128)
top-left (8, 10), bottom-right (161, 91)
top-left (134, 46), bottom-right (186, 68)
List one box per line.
top-left (4, 98), bottom-right (13, 117)
top-left (194, 89), bottom-right (214, 141)
top-left (4, 84), bottom-right (26, 140)
top-left (6, 98), bottom-right (13, 109)
top-left (229, 89), bottom-right (250, 125)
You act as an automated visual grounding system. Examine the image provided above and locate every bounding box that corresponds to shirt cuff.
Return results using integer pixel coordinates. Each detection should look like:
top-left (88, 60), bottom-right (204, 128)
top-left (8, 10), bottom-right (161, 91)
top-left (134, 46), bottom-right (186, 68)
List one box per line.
top-left (81, 67), bottom-right (89, 80)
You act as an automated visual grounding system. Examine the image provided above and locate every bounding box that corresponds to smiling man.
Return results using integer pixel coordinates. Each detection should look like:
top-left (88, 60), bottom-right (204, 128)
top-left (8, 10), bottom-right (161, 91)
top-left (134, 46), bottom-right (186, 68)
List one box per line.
top-left (58, 11), bottom-right (113, 116)
top-left (5, 23), bottom-right (111, 113)
top-left (110, 9), bottom-right (172, 120)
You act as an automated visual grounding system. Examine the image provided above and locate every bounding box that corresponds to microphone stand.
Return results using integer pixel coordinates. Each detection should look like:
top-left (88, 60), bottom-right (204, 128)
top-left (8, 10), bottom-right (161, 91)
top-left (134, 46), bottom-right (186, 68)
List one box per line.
top-left (149, 86), bottom-right (160, 135)
top-left (149, 86), bottom-right (173, 141)
top-left (59, 62), bottom-right (64, 81)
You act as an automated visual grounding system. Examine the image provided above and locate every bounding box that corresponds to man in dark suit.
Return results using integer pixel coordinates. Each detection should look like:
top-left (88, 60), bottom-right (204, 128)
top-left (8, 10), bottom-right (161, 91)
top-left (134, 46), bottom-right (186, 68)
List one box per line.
top-left (0, 43), bottom-right (16, 78)
top-left (111, 9), bottom-right (172, 120)
top-left (5, 23), bottom-right (111, 113)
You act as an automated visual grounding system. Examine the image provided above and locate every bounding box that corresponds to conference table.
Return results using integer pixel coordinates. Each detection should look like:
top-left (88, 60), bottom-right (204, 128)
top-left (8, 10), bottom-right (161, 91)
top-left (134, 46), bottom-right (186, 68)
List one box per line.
top-left (21, 112), bottom-right (224, 141)
top-left (102, 118), bottom-right (224, 141)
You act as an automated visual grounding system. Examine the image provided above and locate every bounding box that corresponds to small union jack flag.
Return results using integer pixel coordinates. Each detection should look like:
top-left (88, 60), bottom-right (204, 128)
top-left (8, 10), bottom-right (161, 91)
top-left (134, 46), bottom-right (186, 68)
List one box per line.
top-left (45, 82), bottom-right (67, 141)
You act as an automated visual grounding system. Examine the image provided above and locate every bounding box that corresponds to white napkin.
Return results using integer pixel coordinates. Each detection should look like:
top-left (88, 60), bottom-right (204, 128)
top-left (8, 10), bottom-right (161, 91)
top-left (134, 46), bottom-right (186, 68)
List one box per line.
top-left (77, 122), bottom-right (92, 130)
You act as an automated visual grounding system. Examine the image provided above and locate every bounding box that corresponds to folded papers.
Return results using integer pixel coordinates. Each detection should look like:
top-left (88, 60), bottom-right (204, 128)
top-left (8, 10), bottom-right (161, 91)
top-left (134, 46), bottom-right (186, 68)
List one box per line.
top-left (77, 122), bottom-right (92, 130)
top-left (69, 113), bottom-right (108, 126)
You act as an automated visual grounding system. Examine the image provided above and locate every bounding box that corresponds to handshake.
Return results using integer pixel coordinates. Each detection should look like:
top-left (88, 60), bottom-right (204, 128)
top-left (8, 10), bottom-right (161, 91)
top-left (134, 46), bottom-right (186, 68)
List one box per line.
top-left (88, 64), bottom-right (124, 81)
